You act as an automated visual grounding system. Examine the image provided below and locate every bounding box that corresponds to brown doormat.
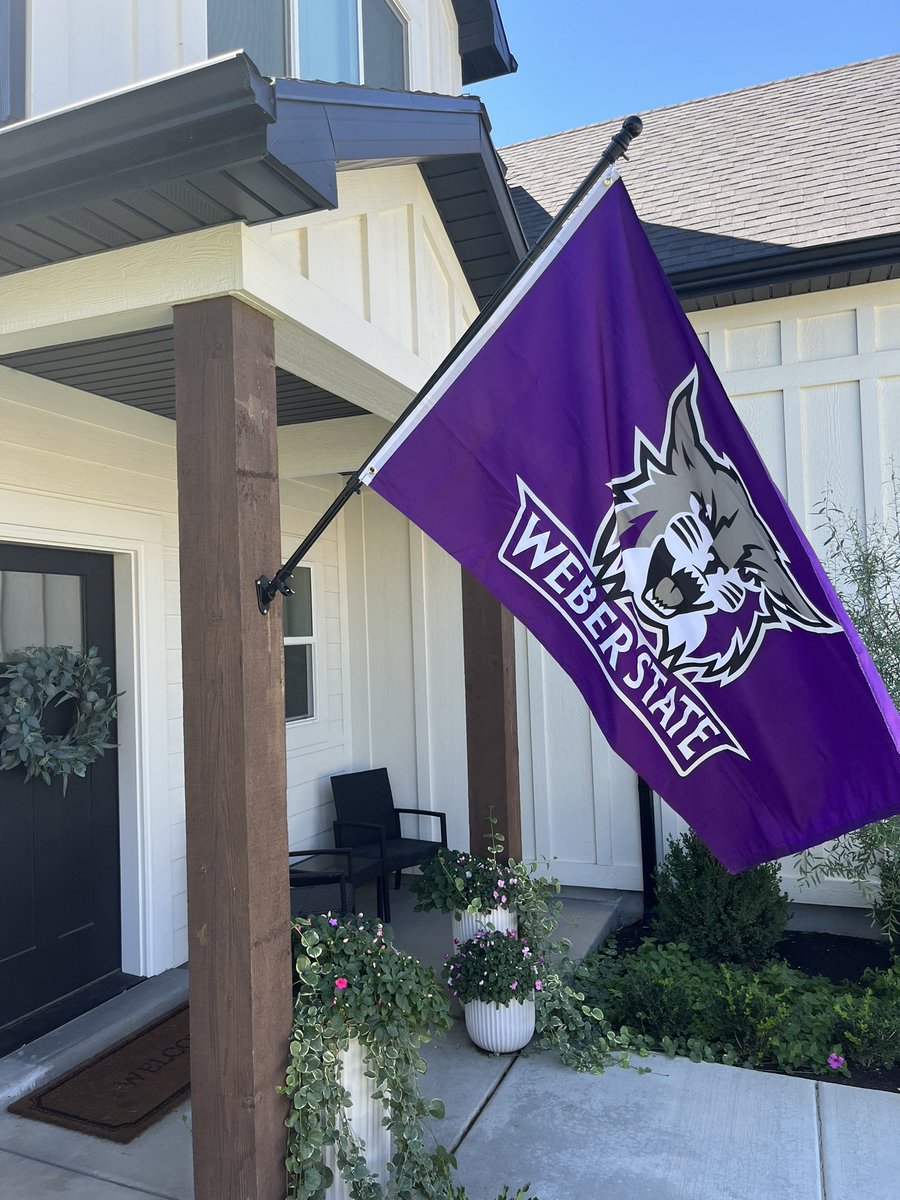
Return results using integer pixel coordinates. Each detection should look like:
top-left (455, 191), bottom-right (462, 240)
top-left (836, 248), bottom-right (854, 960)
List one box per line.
top-left (9, 1004), bottom-right (190, 1143)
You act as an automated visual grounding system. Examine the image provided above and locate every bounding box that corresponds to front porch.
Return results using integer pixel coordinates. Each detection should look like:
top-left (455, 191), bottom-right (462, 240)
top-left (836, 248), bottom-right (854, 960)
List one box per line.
top-left (0, 882), bottom-right (896, 1200)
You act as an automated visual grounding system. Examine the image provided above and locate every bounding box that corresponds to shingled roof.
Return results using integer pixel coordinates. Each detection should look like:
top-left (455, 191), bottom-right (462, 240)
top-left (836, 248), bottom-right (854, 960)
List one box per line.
top-left (499, 55), bottom-right (900, 308)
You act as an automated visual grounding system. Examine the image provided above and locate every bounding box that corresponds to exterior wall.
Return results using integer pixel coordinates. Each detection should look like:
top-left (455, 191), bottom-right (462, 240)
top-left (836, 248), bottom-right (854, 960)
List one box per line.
top-left (27, 0), bottom-right (461, 120)
top-left (264, 165), bottom-right (479, 392)
top-left (343, 490), bottom-right (470, 851)
top-left (0, 365), bottom-right (350, 975)
top-left (520, 279), bottom-right (900, 902)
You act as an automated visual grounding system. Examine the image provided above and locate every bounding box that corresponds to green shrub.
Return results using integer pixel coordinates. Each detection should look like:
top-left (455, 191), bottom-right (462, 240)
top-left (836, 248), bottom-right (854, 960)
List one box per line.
top-left (573, 938), bottom-right (900, 1077)
top-left (652, 831), bottom-right (788, 965)
top-left (836, 964), bottom-right (900, 1068)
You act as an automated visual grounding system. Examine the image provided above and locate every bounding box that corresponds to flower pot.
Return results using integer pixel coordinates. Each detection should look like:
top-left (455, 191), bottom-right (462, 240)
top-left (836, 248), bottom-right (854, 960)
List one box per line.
top-left (324, 1037), bottom-right (391, 1200)
top-left (464, 998), bottom-right (535, 1053)
top-left (452, 907), bottom-right (517, 945)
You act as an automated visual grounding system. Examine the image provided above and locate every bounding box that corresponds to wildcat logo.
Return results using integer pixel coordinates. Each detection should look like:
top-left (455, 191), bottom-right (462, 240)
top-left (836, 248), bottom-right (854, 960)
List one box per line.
top-left (591, 366), bottom-right (839, 684)
top-left (498, 367), bottom-right (838, 776)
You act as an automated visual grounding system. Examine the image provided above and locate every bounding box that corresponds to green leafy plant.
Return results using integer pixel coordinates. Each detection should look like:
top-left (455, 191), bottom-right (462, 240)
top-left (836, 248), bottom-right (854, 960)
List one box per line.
top-left (284, 913), bottom-right (452, 1200)
top-left (0, 645), bottom-right (118, 793)
top-left (652, 830), bottom-right (788, 965)
top-left (411, 812), bottom-right (563, 948)
top-left (443, 928), bottom-right (542, 1005)
top-left (796, 477), bottom-right (900, 944)
top-left (574, 937), bottom-right (900, 1077)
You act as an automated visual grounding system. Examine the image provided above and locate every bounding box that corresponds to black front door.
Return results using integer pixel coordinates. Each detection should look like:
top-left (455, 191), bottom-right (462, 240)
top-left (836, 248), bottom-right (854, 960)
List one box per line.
top-left (0, 543), bottom-right (124, 1054)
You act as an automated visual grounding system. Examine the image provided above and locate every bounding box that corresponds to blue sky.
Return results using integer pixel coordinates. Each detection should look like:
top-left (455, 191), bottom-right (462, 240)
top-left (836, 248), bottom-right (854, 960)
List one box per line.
top-left (476, 0), bottom-right (899, 147)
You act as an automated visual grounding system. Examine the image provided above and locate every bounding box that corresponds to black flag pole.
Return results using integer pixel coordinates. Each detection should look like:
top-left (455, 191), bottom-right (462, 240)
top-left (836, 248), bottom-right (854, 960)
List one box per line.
top-left (256, 114), bottom-right (643, 615)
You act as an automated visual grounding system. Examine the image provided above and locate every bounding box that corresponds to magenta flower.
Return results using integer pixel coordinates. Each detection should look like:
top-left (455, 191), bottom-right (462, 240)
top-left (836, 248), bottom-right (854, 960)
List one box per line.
top-left (510, 980), bottom-right (518, 990)
top-left (335, 977), bottom-right (349, 991)
top-left (827, 1052), bottom-right (845, 1070)
top-left (328, 917), bottom-right (339, 926)
top-left (535, 980), bottom-right (542, 991)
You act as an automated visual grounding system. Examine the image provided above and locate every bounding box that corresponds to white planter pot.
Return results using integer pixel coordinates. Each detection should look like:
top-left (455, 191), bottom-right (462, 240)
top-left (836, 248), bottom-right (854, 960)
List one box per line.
top-left (324, 1037), bottom-right (391, 1200)
top-left (452, 907), bottom-right (517, 945)
top-left (464, 998), bottom-right (536, 1053)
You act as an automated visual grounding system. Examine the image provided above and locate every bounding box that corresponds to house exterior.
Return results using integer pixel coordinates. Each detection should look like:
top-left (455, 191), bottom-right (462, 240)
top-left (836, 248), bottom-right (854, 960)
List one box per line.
top-left (0, 3), bottom-right (524, 1191)
top-left (1, 9), bottom-right (899, 1187)
top-left (500, 53), bottom-right (900, 906)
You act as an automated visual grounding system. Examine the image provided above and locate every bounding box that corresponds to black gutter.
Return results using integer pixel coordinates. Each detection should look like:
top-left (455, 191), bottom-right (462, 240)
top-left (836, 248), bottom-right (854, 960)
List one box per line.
top-left (670, 229), bottom-right (900, 303)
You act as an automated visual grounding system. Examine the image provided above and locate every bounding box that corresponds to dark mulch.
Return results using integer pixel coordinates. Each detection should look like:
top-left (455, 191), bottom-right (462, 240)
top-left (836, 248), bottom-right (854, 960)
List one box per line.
top-left (604, 920), bottom-right (900, 1093)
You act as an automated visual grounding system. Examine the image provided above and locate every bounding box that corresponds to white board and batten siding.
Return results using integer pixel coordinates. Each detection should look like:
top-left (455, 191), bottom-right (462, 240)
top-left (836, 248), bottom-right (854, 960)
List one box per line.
top-left (27, 0), bottom-right (463, 121)
top-left (521, 280), bottom-right (900, 901)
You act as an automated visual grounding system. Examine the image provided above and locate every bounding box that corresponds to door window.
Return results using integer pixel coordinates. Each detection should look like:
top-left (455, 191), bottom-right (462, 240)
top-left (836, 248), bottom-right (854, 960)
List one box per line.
top-left (0, 571), bottom-right (84, 659)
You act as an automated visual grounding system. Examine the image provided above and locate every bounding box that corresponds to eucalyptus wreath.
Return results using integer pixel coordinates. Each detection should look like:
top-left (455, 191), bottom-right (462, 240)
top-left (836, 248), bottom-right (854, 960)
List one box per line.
top-left (0, 645), bottom-right (118, 794)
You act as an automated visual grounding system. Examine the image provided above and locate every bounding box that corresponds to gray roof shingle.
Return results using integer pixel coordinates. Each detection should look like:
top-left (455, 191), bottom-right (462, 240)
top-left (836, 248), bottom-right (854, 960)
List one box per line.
top-left (498, 55), bottom-right (900, 279)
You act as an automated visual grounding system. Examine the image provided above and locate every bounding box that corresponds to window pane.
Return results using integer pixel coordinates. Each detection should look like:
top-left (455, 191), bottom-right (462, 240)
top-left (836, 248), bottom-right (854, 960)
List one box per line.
top-left (361, 0), bottom-right (406, 89)
top-left (298, 0), bottom-right (360, 84)
top-left (0, 571), bottom-right (84, 659)
top-left (283, 570), bottom-right (313, 638)
top-left (285, 644), bottom-right (314, 720)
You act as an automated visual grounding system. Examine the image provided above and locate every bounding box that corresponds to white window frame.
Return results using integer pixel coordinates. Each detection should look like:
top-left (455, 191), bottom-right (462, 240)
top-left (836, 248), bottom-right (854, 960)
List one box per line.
top-left (288, 0), bottom-right (410, 89)
top-left (283, 561), bottom-right (317, 725)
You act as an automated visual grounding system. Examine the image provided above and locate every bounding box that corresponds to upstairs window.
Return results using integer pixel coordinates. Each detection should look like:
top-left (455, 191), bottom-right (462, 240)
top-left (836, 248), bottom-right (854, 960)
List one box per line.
top-left (283, 566), bottom-right (316, 722)
top-left (295, 0), bottom-right (408, 91)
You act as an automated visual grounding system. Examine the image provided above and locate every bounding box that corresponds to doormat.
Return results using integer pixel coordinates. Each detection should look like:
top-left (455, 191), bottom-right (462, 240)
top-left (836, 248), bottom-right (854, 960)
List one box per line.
top-left (8, 1004), bottom-right (190, 1143)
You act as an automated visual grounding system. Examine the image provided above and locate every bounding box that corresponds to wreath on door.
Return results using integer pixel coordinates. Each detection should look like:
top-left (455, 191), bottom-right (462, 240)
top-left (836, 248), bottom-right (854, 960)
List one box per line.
top-left (0, 646), bottom-right (119, 793)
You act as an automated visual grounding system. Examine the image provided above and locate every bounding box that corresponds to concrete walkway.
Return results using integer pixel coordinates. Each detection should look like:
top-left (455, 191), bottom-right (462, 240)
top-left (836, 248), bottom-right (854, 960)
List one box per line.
top-left (1, 887), bottom-right (898, 1199)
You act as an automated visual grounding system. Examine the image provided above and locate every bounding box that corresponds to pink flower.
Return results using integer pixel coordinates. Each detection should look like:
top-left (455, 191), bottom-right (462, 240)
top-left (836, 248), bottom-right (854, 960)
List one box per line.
top-left (510, 981), bottom-right (518, 990)
top-left (335, 977), bottom-right (349, 990)
top-left (501, 896), bottom-right (507, 904)
top-left (328, 917), bottom-right (339, 926)
top-left (493, 891), bottom-right (499, 899)
top-left (535, 980), bottom-right (542, 991)
top-left (827, 1053), bottom-right (845, 1070)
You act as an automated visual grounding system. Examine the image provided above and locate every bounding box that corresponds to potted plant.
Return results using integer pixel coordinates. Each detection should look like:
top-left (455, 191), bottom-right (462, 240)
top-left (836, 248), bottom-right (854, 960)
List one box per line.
top-left (412, 816), bottom-right (563, 949)
top-left (413, 847), bottom-right (523, 943)
top-left (443, 928), bottom-right (543, 1053)
top-left (284, 913), bottom-right (452, 1200)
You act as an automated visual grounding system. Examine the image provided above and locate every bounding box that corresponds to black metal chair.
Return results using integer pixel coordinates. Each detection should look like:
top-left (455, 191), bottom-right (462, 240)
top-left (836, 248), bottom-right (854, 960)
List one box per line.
top-left (288, 846), bottom-right (387, 920)
top-left (330, 767), bottom-right (447, 922)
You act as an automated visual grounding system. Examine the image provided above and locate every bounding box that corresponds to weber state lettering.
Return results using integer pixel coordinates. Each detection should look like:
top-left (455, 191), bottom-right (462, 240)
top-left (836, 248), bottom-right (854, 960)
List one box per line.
top-left (499, 478), bottom-right (745, 775)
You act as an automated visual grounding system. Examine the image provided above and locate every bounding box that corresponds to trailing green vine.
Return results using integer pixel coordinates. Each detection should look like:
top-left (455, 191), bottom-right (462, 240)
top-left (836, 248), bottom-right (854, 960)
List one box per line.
top-left (0, 645), bottom-right (118, 793)
top-left (284, 914), bottom-right (453, 1200)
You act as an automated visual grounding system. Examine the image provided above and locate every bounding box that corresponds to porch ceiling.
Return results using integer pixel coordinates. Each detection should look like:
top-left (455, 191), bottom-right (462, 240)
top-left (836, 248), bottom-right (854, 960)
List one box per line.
top-left (0, 326), bottom-right (366, 426)
top-left (0, 53), bottom-right (526, 310)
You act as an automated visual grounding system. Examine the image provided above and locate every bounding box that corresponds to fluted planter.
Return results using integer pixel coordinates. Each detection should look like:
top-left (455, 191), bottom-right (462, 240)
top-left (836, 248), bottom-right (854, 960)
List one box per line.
top-left (452, 906), bottom-right (517, 945)
top-left (324, 1038), bottom-right (391, 1200)
top-left (464, 998), bottom-right (536, 1053)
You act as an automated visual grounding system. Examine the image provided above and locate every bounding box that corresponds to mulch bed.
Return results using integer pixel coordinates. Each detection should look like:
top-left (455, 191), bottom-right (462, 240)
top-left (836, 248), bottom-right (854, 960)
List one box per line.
top-left (606, 921), bottom-right (900, 1093)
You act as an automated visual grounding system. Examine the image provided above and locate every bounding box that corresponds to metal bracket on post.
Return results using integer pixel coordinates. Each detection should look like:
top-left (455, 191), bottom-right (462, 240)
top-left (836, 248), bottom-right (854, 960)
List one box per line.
top-left (255, 573), bottom-right (294, 616)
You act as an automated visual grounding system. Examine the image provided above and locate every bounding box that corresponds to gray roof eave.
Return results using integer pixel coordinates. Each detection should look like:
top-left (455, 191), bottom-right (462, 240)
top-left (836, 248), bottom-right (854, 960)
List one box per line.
top-left (671, 230), bottom-right (900, 305)
top-left (0, 53), bottom-right (526, 308)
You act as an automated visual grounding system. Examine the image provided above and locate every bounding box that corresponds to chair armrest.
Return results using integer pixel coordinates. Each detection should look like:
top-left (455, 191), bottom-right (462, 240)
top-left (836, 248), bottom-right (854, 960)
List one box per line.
top-left (394, 808), bottom-right (448, 847)
top-left (333, 820), bottom-right (386, 859)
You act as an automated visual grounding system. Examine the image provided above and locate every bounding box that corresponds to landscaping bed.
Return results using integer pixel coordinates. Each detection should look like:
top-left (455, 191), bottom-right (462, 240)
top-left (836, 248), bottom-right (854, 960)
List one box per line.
top-left (574, 832), bottom-right (900, 1093)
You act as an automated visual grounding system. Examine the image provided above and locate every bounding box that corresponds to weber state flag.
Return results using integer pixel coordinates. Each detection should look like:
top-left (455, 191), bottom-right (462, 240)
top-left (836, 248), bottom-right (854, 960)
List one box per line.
top-left (361, 172), bottom-right (900, 873)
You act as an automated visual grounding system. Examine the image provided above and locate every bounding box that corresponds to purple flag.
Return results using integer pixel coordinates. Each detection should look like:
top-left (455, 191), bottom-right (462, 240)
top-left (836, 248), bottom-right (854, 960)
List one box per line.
top-left (362, 174), bottom-right (900, 872)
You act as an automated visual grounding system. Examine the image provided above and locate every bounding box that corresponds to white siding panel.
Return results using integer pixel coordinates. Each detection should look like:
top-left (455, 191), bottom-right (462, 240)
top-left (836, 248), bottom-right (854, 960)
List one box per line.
top-left (730, 390), bottom-right (788, 493)
top-left (724, 322), bottom-right (781, 370)
top-left (797, 310), bottom-right (858, 361)
top-left (799, 381), bottom-right (865, 553)
top-left (874, 305), bottom-right (900, 352)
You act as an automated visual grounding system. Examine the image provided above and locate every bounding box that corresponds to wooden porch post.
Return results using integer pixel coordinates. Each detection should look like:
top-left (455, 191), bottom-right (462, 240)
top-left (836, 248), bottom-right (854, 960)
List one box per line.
top-left (175, 296), bottom-right (291, 1200)
top-left (461, 570), bottom-right (522, 859)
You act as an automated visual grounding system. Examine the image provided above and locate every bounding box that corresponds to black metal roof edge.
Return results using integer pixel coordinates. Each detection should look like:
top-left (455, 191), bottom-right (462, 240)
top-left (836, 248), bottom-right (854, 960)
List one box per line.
top-left (272, 78), bottom-right (528, 286)
top-left (451, 0), bottom-right (517, 84)
top-left (0, 53), bottom-right (275, 224)
top-left (670, 230), bottom-right (900, 302)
